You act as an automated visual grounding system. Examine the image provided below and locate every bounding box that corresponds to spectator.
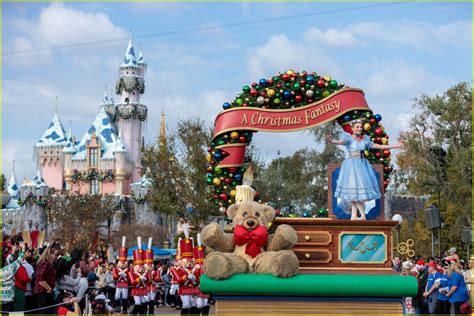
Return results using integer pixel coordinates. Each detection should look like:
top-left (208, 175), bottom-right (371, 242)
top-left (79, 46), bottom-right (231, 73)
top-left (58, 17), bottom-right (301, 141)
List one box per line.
top-left (392, 256), bottom-right (402, 273)
top-left (104, 264), bottom-right (116, 304)
top-left (95, 264), bottom-right (107, 292)
top-left (464, 260), bottom-right (472, 297)
top-left (446, 260), bottom-right (469, 315)
top-left (423, 261), bottom-right (441, 315)
top-left (56, 258), bottom-right (82, 294)
top-left (57, 290), bottom-right (81, 316)
top-left (13, 246), bottom-right (34, 312)
top-left (436, 260), bottom-right (450, 314)
top-left (34, 243), bottom-right (62, 315)
top-left (447, 247), bottom-right (459, 261)
top-left (92, 293), bottom-right (114, 315)
top-left (412, 259), bottom-right (429, 315)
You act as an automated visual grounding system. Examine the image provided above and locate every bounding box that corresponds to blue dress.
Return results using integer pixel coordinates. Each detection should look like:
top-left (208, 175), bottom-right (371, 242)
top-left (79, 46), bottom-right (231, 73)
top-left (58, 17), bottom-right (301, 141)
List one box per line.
top-left (334, 133), bottom-right (381, 202)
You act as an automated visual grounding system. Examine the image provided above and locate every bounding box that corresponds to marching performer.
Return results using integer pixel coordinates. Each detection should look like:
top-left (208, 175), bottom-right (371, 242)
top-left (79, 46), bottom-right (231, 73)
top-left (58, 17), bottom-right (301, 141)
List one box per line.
top-left (112, 236), bottom-right (129, 313)
top-left (144, 237), bottom-right (159, 315)
top-left (176, 229), bottom-right (197, 316)
top-left (128, 237), bottom-right (148, 315)
top-left (169, 239), bottom-right (182, 309)
top-left (193, 234), bottom-right (210, 315)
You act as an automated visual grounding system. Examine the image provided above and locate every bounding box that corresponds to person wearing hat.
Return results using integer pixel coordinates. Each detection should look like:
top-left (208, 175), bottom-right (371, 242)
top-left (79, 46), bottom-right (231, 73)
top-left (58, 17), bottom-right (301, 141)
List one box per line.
top-left (12, 246), bottom-right (34, 312)
top-left (57, 290), bottom-right (81, 316)
top-left (447, 247), bottom-right (460, 261)
top-left (176, 237), bottom-right (198, 316)
top-left (144, 238), bottom-right (158, 315)
top-left (435, 260), bottom-right (451, 314)
top-left (193, 235), bottom-right (210, 315)
top-left (92, 293), bottom-right (114, 314)
top-left (423, 261), bottom-right (441, 314)
top-left (112, 237), bottom-right (129, 313)
top-left (127, 237), bottom-right (148, 315)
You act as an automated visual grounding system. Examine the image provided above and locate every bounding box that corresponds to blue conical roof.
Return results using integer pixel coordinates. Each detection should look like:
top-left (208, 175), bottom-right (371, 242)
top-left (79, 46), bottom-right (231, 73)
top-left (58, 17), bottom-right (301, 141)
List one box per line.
top-left (72, 106), bottom-right (120, 160)
top-left (32, 169), bottom-right (47, 187)
top-left (63, 129), bottom-right (77, 154)
top-left (121, 37), bottom-right (138, 68)
top-left (36, 113), bottom-right (67, 146)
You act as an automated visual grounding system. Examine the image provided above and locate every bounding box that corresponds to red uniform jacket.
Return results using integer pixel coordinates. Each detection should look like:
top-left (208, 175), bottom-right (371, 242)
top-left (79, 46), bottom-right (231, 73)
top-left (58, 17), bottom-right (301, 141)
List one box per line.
top-left (146, 269), bottom-right (161, 292)
top-left (112, 267), bottom-right (129, 289)
top-left (127, 270), bottom-right (148, 296)
top-left (193, 266), bottom-right (209, 298)
top-left (176, 267), bottom-right (196, 296)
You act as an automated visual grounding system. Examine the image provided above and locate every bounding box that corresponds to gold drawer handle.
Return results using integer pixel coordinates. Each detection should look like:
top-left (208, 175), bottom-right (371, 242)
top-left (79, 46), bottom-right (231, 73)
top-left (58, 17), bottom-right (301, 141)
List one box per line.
top-left (304, 235), bottom-right (311, 241)
top-left (305, 253), bottom-right (311, 259)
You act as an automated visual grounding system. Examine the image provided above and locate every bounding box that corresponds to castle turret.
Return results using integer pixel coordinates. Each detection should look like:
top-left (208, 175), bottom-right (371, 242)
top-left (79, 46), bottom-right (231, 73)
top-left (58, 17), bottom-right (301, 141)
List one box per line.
top-left (19, 169), bottom-right (49, 233)
top-left (112, 36), bottom-right (147, 183)
top-left (113, 133), bottom-right (127, 194)
top-left (35, 110), bottom-right (67, 190)
top-left (63, 129), bottom-right (77, 190)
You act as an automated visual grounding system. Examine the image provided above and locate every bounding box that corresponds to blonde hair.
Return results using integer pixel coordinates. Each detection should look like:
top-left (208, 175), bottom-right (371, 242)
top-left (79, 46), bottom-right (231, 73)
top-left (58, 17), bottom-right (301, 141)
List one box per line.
top-left (446, 261), bottom-right (462, 277)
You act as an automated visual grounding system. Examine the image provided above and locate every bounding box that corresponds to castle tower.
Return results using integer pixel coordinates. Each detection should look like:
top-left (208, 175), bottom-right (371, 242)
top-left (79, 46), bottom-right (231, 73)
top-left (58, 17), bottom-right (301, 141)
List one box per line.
top-left (63, 129), bottom-right (77, 190)
top-left (112, 36), bottom-right (147, 183)
top-left (35, 110), bottom-right (67, 190)
top-left (113, 133), bottom-right (127, 194)
top-left (19, 169), bottom-right (49, 233)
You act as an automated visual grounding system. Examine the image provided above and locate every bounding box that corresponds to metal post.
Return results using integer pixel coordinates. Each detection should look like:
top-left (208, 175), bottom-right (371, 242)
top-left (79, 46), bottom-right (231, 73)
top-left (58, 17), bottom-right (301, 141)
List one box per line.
top-left (438, 227), bottom-right (441, 257)
top-left (431, 229), bottom-right (435, 257)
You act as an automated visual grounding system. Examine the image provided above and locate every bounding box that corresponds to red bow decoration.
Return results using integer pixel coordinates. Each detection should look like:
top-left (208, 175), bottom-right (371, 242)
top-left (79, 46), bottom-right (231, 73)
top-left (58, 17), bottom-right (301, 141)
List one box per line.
top-left (234, 225), bottom-right (268, 258)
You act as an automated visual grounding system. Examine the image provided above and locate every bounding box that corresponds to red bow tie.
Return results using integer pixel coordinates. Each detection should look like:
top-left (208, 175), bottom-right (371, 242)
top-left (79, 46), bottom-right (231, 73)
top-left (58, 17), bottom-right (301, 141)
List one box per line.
top-left (234, 225), bottom-right (268, 258)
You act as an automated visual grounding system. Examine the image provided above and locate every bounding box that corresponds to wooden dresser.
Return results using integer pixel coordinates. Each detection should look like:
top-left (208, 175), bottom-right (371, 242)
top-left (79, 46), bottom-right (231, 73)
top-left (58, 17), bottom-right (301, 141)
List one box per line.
top-left (273, 217), bottom-right (398, 275)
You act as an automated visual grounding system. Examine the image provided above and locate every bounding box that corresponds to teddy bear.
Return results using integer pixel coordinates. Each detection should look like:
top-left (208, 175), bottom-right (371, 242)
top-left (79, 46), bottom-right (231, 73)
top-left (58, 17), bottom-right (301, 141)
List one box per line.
top-left (201, 201), bottom-right (299, 280)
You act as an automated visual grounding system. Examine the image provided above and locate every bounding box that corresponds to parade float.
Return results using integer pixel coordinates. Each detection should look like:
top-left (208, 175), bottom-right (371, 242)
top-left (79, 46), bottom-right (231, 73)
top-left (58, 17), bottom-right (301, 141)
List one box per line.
top-left (199, 70), bottom-right (418, 314)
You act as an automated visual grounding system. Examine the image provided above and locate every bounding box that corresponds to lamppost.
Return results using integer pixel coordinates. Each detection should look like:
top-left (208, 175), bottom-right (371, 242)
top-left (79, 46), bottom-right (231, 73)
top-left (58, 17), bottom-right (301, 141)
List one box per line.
top-left (392, 214), bottom-right (403, 246)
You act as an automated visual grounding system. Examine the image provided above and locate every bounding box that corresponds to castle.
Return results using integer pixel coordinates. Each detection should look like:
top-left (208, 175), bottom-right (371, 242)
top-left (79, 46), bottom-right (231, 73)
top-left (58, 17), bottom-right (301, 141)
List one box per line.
top-left (2, 38), bottom-right (164, 236)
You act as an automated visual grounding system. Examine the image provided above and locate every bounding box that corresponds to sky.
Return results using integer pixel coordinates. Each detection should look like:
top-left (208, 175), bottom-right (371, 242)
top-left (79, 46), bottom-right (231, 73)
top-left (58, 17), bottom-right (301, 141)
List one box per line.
top-left (2, 2), bottom-right (472, 182)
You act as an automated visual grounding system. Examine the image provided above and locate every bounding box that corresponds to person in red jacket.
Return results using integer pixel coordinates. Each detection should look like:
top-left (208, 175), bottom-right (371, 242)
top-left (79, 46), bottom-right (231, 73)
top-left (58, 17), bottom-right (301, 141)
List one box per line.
top-left (193, 235), bottom-right (210, 315)
top-left (112, 237), bottom-right (129, 313)
top-left (13, 246), bottom-right (33, 312)
top-left (128, 238), bottom-right (148, 315)
top-left (177, 238), bottom-right (197, 316)
top-left (143, 238), bottom-right (157, 315)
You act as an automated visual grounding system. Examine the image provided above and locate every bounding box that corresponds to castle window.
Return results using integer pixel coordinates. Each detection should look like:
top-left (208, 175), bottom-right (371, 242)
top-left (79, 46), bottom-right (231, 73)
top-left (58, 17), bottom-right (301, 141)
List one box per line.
top-left (90, 179), bottom-right (99, 194)
top-left (90, 148), bottom-right (98, 167)
top-left (125, 98), bottom-right (129, 104)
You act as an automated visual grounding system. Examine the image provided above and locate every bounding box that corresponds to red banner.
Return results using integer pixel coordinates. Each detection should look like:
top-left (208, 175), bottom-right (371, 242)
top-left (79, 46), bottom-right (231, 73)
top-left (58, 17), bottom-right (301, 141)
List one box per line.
top-left (213, 88), bottom-right (370, 167)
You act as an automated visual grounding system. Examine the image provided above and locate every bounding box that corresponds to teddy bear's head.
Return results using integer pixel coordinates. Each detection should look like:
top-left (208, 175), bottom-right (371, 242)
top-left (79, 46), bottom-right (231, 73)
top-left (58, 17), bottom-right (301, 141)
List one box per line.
top-left (227, 202), bottom-right (275, 231)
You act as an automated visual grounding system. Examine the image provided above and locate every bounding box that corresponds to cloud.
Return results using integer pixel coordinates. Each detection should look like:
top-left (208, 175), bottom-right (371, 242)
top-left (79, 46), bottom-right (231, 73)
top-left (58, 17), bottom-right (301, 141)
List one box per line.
top-left (247, 32), bottom-right (344, 80)
top-left (304, 27), bottom-right (358, 47)
top-left (6, 3), bottom-right (127, 67)
top-left (2, 139), bottom-right (37, 181)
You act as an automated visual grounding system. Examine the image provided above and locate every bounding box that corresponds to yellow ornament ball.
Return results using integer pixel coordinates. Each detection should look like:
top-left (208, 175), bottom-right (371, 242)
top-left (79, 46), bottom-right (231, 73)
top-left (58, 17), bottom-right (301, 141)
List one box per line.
top-left (206, 154), bottom-right (211, 162)
top-left (228, 199), bottom-right (232, 204)
top-left (286, 70), bottom-right (295, 75)
top-left (364, 150), bottom-right (370, 157)
top-left (323, 75), bottom-right (332, 81)
top-left (382, 137), bottom-right (388, 145)
top-left (230, 132), bottom-right (239, 139)
top-left (212, 178), bottom-right (221, 186)
top-left (267, 89), bottom-right (275, 97)
top-left (363, 123), bottom-right (371, 131)
top-left (230, 190), bottom-right (236, 197)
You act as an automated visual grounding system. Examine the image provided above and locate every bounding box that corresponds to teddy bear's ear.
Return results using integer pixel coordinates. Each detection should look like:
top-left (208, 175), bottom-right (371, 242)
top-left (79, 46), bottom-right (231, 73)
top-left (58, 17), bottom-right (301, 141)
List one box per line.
top-left (262, 205), bottom-right (276, 222)
top-left (226, 204), bottom-right (240, 219)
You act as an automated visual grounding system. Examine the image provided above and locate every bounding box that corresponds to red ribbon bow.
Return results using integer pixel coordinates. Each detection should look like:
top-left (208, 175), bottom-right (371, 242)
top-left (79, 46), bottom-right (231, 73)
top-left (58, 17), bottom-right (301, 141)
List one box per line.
top-left (234, 225), bottom-right (268, 258)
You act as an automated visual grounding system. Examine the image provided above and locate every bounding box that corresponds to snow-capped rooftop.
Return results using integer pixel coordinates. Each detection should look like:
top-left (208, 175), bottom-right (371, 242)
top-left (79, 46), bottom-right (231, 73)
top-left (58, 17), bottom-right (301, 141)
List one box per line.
top-left (72, 106), bottom-right (120, 160)
top-left (63, 129), bottom-right (77, 154)
top-left (121, 37), bottom-right (138, 68)
top-left (32, 169), bottom-right (48, 187)
top-left (36, 113), bottom-right (67, 147)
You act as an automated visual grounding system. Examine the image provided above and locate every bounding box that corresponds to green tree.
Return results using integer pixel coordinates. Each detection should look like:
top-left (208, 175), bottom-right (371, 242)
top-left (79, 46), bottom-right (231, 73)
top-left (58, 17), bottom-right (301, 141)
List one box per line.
top-left (396, 82), bottom-right (472, 258)
top-left (142, 118), bottom-right (215, 224)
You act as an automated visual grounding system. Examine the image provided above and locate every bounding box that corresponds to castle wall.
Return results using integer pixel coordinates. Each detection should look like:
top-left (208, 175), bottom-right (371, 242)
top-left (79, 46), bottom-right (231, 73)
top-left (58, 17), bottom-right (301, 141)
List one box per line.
top-left (43, 164), bottom-right (64, 190)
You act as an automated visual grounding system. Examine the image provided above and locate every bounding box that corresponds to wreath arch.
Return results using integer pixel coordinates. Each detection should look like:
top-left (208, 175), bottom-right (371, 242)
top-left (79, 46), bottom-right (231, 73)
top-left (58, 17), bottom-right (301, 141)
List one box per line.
top-left (207, 70), bottom-right (392, 211)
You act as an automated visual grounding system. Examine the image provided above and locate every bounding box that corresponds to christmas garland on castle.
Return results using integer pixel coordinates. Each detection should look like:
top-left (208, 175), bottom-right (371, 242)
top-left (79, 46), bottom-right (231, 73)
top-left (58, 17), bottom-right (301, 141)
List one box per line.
top-left (71, 169), bottom-right (114, 183)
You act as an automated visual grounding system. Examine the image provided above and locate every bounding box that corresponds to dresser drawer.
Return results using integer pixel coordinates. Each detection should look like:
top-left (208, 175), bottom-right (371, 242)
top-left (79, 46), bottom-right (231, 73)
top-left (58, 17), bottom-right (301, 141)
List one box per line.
top-left (295, 230), bottom-right (332, 246)
top-left (294, 249), bottom-right (332, 264)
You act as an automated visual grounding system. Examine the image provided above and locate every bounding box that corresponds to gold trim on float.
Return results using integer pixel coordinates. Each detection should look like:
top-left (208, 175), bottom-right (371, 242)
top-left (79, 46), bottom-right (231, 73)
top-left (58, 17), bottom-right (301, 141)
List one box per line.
top-left (300, 266), bottom-right (392, 271)
top-left (337, 231), bottom-right (388, 264)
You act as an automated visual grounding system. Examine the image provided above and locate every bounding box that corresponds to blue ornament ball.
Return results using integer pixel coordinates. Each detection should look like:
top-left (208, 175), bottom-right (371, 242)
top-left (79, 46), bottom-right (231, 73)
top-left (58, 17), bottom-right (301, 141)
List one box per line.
top-left (283, 90), bottom-right (291, 99)
top-left (259, 79), bottom-right (268, 87)
top-left (343, 115), bottom-right (351, 122)
top-left (374, 114), bottom-right (382, 121)
top-left (234, 174), bottom-right (242, 181)
top-left (214, 152), bottom-right (222, 160)
top-left (306, 75), bottom-right (315, 84)
top-left (303, 212), bottom-right (310, 217)
top-left (223, 102), bottom-right (231, 110)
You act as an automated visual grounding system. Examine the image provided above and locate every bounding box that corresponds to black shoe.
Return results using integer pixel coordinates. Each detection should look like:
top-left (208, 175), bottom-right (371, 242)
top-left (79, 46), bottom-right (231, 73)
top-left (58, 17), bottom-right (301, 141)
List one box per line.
top-left (181, 308), bottom-right (190, 316)
top-left (202, 305), bottom-right (210, 315)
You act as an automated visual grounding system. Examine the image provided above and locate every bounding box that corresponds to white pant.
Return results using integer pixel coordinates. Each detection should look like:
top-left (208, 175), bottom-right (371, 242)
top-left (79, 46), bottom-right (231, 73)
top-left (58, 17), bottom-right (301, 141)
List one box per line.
top-left (148, 292), bottom-right (156, 301)
top-left (115, 287), bottom-right (128, 300)
top-left (180, 295), bottom-right (196, 309)
top-left (133, 295), bottom-right (146, 305)
top-left (196, 297), bottom-right (208, 309)
top-left (170, 284), bottom-right (179, 295)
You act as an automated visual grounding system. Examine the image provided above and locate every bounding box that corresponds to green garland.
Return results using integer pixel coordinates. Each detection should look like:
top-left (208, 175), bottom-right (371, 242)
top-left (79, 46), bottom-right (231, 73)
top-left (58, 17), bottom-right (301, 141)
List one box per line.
top-left (115, 77), bottom-right (145, 94)
top-left (111, 105), bottom-right (147, 122)
top-left (17, 192), bottom-right (50, 208)
top-left (130, 191), bottom-right (150, 204)
top-left (71, 169), bottom-right (114, 183)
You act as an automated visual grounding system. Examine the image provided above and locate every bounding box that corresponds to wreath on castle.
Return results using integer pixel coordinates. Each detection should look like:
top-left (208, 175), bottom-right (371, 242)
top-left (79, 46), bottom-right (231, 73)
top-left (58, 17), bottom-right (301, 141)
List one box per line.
top-left (71, 169), bottom-right (114, 183)
top-left (116, 77), bottom-right (145, 94)
top-left (18, 192), bottom-right (50, 208)
top-left (206, 70), bottom-right (393, 211)
top-left (111, 105), bottom-right (147, 122)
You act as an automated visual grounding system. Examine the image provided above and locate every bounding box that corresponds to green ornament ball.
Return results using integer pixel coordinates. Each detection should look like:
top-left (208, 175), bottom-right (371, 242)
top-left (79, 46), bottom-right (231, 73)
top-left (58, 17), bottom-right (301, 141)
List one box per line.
top-left (274, 98), bottom-right (281, 104)
top-left (329, 80), bottom-right (338, 88)
top-left (242, 85), bottom-right (251, 93)
top-left (322, 90), bottom-right (330, 98)
top-left (236, 98), bottom-right (243, 106)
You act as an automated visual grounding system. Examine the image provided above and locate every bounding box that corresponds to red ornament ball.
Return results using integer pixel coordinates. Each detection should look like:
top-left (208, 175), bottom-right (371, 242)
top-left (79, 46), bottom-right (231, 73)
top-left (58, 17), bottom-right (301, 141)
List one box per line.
top-left (239, 136), bottom-right (247, 143)
top-left (375, 128), bottom-right (383, 136)
top-left (383, 149), bottom-right (391, 157)
top-left (250, 89), bottom-right (258, 97)
top-left (282, 74), bottom-right (290, 81)
top-left (370, 118), bottom-right (376, 125)
top-left (295, 95), bottom-right (303, 103)
top-left (219, 193), bottom-right (228, 201)
top-left (317, 79), bottom-right (325, 87)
